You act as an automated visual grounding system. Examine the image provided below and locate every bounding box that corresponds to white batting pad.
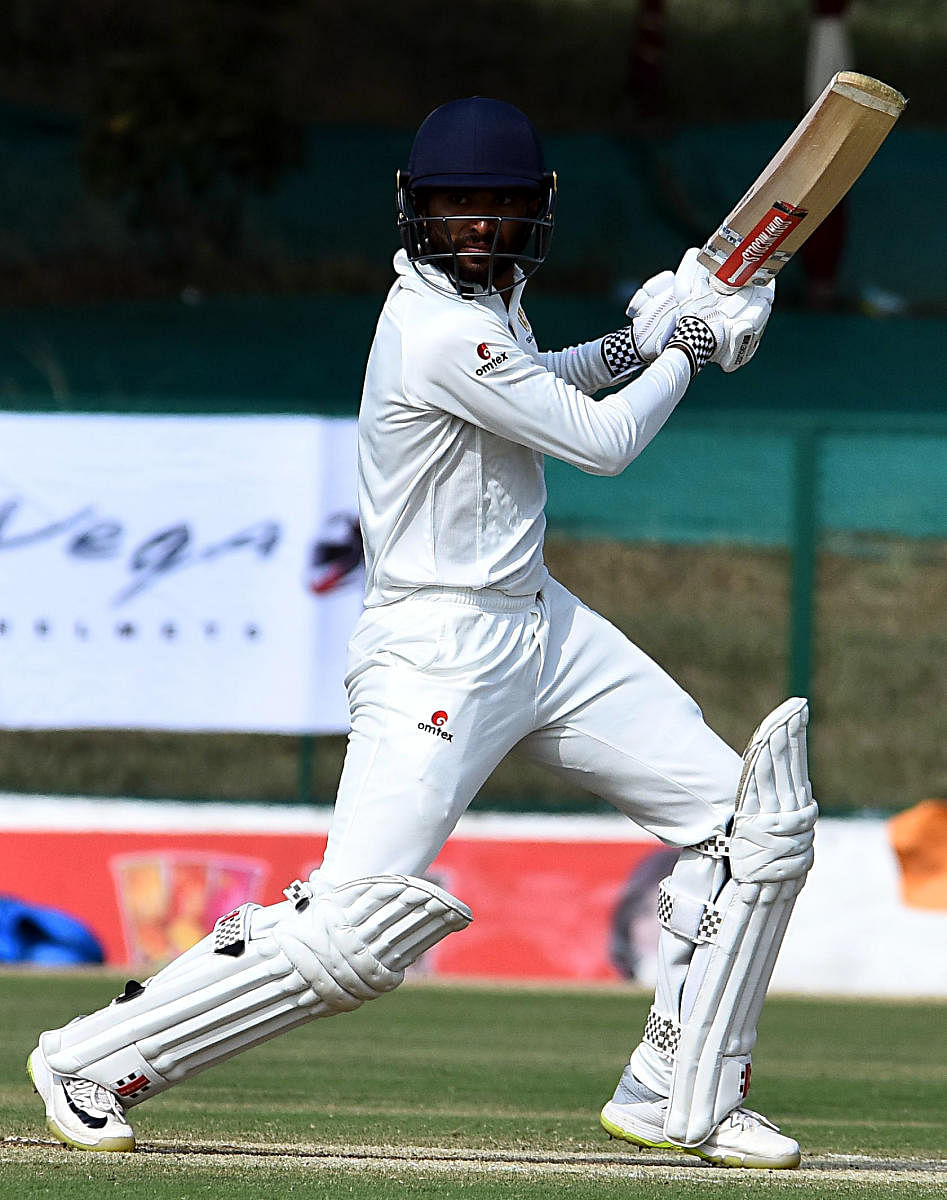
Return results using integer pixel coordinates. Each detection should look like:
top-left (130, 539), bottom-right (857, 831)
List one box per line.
top-left (662, 698), bottom-right (817, 1146)
top-left (42, 874), bottom-right (471, 1106)
top-left (731, 698), bottom-right (818, 883)
top-left (627, 700), bottom-right (817, 1148)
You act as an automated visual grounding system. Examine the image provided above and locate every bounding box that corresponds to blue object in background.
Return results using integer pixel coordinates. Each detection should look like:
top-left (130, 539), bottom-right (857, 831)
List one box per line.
top-left (0, 896), bottom-right (104, 965)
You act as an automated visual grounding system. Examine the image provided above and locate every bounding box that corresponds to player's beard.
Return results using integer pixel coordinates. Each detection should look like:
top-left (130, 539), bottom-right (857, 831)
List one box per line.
top-left (427, 217), bottom-right (531, 292)
top-left (436, 241), bottom-right (491, 287)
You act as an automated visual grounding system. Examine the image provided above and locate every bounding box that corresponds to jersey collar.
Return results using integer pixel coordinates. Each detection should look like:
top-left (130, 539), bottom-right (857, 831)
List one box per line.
top-left (393, 250), bottom-right (528, 315)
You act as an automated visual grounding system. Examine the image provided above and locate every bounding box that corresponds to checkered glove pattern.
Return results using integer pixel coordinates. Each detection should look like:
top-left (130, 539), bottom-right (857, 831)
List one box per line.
top-left (666, 314), bottom-right (718, 379)
top-left (667, 246), bottom-right (776, 377)
top-left (601, 327), bottom-right (645, 378)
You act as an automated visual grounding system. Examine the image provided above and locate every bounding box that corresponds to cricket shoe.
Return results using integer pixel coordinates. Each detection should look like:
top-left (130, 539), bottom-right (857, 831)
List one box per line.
top-left (28, 1037), bottom-right (136, 1152)
top-left (601, 1089), bottom-right (800, 1170)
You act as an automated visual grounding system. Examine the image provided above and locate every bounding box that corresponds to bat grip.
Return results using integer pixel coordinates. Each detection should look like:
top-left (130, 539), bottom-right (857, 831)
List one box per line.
top-left (710, 274), bottom-right (740, 295)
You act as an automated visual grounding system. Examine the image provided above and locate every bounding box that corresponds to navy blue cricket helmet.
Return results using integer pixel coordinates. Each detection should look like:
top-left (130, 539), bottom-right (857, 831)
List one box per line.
top-left (397, 97), bottom-right (557, 295)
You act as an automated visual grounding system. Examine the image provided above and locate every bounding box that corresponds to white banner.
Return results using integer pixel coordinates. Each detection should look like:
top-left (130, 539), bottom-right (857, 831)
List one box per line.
top-left (0, 413), bottom-right (363, 732)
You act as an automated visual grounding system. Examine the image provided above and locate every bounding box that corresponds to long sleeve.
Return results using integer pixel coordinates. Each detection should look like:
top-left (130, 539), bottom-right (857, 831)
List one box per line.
top-left (405, 304), bottom-right (692, 476)
top-left (537, 327), bottom-right (643, 394)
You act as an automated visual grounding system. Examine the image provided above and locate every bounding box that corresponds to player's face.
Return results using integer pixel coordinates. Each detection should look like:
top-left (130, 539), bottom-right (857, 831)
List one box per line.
top-left (421, 188), bottom-right (540, 292)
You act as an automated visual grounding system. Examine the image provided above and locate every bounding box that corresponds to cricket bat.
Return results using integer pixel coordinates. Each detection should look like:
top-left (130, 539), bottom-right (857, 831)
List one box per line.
top-left (698, 71), bottom-right (906, 292)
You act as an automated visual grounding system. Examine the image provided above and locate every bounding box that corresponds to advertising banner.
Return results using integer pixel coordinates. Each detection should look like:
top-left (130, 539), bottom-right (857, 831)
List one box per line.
top-left (2, 797), bottom-right (944, 996)
top-left (0, 413), bottom-right (363, 732)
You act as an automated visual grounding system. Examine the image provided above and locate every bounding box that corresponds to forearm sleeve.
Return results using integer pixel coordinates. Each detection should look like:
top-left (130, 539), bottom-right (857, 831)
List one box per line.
top-left (538, 327), bottom-right (643, 393)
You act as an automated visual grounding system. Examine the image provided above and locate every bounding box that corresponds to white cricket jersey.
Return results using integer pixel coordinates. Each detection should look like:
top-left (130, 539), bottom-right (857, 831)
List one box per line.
top-left (357, 249), bottom-right (692, 607)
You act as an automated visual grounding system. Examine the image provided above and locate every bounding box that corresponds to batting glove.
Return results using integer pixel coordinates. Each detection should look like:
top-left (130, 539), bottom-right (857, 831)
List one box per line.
top-left (622, 268), bottom-right (678, 363)
top-left (667, 248), bottom-right (776, 378)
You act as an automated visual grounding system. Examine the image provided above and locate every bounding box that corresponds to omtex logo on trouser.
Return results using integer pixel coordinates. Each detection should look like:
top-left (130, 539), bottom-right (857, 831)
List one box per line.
top-left (418, 710), bottom-right (453, 742)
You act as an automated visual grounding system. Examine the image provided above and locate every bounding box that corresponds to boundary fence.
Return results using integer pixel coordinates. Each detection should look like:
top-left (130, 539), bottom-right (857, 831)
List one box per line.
top-left (1, 402), bottom-right (943, 808)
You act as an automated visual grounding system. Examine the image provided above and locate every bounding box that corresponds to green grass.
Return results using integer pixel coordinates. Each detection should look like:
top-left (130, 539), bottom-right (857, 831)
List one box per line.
top-left (1, 972), bottom-right (944, 1198)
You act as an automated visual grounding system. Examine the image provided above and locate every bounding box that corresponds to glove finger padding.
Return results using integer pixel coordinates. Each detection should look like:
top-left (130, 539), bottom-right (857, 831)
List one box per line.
top-left (716, 279), bottom-right (776, 373)
top-left (665, 252), bottom-right (726, 375)
top-left (626, 268), bottom-right (676, 311)
top-left (672, 246), bottom-right (708, 303)
top-left (624, 269), bottom-right (678, 363)
top-left (668, 248), bottom-right (775, 376)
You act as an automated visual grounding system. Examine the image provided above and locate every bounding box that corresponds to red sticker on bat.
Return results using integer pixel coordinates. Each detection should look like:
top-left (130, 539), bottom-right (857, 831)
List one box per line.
top-left (716, 202), bottom-right (807, 287)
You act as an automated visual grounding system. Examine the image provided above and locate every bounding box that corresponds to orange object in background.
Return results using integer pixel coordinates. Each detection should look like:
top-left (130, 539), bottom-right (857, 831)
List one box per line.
top-left (888, 799), bottom-right (947, 910)
top-left (2, 804), bottom-right (945, 994)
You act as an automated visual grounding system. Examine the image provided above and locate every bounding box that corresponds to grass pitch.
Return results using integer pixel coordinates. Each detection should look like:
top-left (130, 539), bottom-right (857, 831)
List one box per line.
top-left (1, 972), bottom-right (945, 1199)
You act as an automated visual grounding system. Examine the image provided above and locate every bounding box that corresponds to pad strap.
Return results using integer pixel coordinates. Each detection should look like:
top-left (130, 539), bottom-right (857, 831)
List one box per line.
top-left (692, 833), bottom-right (731, 859)
top-left (642, 1006), bottom-right (682, 1062)
top-left (657, 879), bottom-right (724, 945)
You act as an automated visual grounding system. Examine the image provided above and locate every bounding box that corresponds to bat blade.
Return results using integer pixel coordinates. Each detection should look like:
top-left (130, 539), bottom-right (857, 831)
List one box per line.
top-left (698, 72), bottom-right (906, 291)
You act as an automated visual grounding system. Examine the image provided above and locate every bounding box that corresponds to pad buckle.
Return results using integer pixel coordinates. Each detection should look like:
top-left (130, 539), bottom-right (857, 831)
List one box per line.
top-left (213, 904), bottom-right (254, 957)
top-left (283, 879), bottom-right (315, 911)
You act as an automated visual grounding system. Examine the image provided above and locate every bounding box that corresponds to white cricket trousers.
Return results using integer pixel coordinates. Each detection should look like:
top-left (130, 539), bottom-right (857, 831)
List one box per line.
top-left (318, 577), bottom-right (742, 886)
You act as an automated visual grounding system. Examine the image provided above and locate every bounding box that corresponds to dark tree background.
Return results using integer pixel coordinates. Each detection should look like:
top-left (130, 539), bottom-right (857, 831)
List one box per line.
top-left (0, 0), bottom-right (940, 298)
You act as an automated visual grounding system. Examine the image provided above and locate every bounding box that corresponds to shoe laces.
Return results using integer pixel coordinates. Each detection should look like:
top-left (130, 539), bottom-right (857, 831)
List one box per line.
top-left (63, 1075), bottom-right (125, 1120)
top-left (724, 1107), bottom-right (779, 1133)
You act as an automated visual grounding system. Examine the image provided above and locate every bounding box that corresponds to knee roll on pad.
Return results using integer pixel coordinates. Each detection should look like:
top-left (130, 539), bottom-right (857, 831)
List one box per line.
top-left (637, 699), bottom-right (817, 1148)
top-left (43, 874), bottom-right (472, 1105)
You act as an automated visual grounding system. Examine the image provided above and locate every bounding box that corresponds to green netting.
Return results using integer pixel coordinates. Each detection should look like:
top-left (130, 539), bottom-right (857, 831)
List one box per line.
top-left (0, 301), bottom-right (944, 545)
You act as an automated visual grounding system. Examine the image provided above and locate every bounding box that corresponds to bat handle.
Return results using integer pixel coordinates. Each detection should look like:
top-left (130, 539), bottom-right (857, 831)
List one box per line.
top-left (710, 273), bottom-right (740, 295)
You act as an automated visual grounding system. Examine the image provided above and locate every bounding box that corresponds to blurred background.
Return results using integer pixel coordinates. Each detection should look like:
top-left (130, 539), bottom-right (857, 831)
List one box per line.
top-left (0, 1), bottom-right (944, 978)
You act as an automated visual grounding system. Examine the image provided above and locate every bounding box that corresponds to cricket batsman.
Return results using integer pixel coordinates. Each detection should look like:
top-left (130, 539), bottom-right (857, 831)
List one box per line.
top-left (29, 97), bottom-right (817, 1169)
